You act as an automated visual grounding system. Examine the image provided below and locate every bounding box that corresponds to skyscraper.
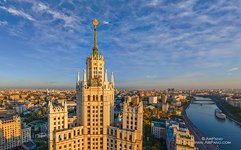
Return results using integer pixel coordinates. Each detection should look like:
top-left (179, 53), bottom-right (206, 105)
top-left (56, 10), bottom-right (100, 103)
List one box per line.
top-left (48, 19), bottom-right (143, 150)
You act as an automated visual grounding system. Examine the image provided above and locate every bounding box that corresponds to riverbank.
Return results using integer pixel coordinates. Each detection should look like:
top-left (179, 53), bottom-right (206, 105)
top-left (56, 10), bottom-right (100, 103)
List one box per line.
top-left (200, 95), bottom-right (241, 125)
top-left (186, 96), bottom-right (241, 150)
top-left (215, 100), bottom-right (241, 126)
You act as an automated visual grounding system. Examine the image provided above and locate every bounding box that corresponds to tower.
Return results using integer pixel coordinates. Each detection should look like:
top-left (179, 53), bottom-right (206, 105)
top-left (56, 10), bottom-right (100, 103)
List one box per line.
top-left (76, 19), bottom-right (115, 149)
top-left (48, 19), bottom-right (143, 150)
top-left (48, 100), bottom-right (68, 150)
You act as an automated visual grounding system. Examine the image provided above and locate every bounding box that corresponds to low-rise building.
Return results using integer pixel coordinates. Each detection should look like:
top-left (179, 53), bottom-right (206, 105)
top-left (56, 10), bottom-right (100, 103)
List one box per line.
top-left (151, 120), bottom-right (168, 139)
top-left (174, 95), bottom-right (187, 101)
top-left (171, 100), bottom-right (182, 107)
top-left (162, 103), bottom-right (169, 112)
top-left (227, 99), bottom-right (241, 108)
top-left (166, 122), bottom-right (195, 150)
top-left (14, 104), bottom-right (27, 113)
top-left (149, 96), bottom-right (158, 104)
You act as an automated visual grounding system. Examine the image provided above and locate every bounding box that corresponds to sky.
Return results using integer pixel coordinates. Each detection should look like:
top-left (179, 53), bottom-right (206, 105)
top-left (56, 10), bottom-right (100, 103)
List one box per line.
top-left (0, 0), bottom-right (241, 89)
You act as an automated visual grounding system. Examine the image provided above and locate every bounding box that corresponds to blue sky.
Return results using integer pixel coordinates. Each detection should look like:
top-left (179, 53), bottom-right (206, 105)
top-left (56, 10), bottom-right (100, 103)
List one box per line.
top-left (0, 0), bottom-right (241, 89)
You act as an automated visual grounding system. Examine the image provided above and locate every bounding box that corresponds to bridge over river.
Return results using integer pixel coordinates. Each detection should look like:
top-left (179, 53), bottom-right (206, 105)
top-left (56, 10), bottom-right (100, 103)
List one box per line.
top-left (186, 96), bottom-right (241, 150)
top-left (191, 97), bottom-right (215, 104)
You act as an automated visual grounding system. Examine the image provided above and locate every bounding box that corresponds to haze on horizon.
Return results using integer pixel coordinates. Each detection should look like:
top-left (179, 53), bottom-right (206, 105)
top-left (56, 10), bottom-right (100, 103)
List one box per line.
top-left (0, 0), bottom-right (241, 89)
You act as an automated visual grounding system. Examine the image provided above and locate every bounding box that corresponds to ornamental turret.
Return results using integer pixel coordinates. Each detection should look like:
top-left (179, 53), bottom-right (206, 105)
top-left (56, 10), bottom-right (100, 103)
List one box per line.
top-left (76, 71), bottom-right (81, 90)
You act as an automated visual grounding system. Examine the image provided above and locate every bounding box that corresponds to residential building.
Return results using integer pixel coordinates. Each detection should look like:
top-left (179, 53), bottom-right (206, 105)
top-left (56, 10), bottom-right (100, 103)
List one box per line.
top-left (166, 122), bottom-right (195, 150)
top-left (48, 19), bottom-right (143, 150)
top-left (149, 96), bottom-right (158, 104)
top-left (0, 113), bottom-right (32, 150)
top-left (151, 119), bottom-right (168, 139)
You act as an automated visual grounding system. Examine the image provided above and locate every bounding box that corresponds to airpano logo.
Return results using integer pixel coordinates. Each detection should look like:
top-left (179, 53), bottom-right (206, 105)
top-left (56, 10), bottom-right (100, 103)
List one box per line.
top-left (200, 136), bottom-right (231, 145)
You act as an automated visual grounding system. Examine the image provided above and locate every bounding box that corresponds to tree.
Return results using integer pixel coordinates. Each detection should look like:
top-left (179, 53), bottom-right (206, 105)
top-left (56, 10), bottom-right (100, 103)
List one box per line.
top-left (9, 104), bottom-right (13, 109)
top-left (41, 107), bottom-right (47, 115)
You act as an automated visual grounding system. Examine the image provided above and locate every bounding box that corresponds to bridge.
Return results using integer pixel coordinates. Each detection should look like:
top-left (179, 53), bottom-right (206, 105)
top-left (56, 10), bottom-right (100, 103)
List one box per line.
top-left (193, 99), bottom-right (213, 101)
top-left (192, 101), bottom-right (215, 104)
top-left (191, 97), bottom-right (215, 104)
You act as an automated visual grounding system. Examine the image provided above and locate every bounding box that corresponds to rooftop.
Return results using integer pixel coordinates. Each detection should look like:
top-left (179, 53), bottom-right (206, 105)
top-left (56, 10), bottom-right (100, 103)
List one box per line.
top-left (179, 134), bottom-right (192, 139)
top-left (22, 141), bottom-right (36, 149)
top-left (152, 121), bottom-right (166, 128)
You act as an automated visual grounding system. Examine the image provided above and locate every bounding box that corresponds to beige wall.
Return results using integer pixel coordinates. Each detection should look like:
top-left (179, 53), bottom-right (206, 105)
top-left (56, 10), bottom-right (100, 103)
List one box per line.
top-left (0, 115), bottom-right (27, 150)
top-left (48, 21), bottom-right (143, 150)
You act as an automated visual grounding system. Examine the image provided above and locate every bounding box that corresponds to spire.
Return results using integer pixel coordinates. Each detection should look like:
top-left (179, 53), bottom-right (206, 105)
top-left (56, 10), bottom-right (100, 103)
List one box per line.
top-left (77, 71), bottom-right (80, 84)
top-left (111, 72), bottom-right (114, 86)
top-left (83, 69), bottom-right (87, 83)
top-left (48, 100), bottom-right (52, 108)
top-left (92, 19), bottom-right (99, 57)
top-left (64, 100), bottom-right (67, 111)
top-left (104, 69), bottom-right (108, 82)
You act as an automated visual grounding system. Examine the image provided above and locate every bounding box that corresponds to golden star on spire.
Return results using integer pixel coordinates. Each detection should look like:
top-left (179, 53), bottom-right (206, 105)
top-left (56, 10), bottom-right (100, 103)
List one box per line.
top-left (93, 19), bottom-right (99, 27)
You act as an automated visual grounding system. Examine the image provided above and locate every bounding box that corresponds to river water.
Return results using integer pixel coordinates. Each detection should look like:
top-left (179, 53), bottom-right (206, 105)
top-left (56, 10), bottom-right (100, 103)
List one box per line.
top-left (186, 96), bottom-right (241, 150)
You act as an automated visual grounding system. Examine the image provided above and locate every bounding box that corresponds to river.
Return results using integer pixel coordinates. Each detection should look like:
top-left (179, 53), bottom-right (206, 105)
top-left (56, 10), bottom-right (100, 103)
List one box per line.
top-left (186, 96), bottom-right (241, 150)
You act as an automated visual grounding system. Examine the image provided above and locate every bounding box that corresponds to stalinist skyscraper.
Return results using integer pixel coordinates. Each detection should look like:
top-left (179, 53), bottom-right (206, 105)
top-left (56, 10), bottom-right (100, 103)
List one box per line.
top-left (48, 19), bottom-right (143, 150)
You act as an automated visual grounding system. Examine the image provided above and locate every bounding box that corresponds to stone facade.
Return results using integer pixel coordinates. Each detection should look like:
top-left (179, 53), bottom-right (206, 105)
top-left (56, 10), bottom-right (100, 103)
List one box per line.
top-left (48, 19), bottom-right (143, 150)
top-left (0, 114), bottom-right (31, 150)
top-left (166, 122), bottom-right (195, 150)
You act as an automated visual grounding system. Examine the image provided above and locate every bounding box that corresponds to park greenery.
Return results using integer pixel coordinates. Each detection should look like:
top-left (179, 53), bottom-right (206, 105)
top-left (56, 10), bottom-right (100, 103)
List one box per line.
top-left (143, 108), bottom-right (167, 150)
top-left (35, 137), bottom-right (48, 150)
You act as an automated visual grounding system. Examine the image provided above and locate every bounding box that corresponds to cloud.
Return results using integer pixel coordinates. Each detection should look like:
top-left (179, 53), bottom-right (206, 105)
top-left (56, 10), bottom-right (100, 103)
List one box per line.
top-left (147, 0), bottom-right (160, 6)
top-left (0, 20), bottom-right (7, 26)
top-left (1, 0), bottom-right (241, 89)
top-left (227, 67), bottom-right (239, 72)
top-left (0, 6), bottom-right (35, 21)
top-left (32, 2), bottom-right (77, 27)
top-left (103, 21), bottom-right (109, 25)
top-left (145, 75), bottom-right (157, 79)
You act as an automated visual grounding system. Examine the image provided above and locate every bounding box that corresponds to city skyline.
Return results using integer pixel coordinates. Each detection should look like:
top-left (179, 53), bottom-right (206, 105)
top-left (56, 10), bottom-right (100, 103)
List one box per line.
top-left (1, 0), bottom-right (241, 89)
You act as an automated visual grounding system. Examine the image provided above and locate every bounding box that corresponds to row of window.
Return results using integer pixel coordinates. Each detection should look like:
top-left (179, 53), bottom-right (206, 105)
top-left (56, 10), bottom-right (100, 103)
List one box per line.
top-left (87, 128), bottom-right (104, 134)
top-left (53, 117), bottom-right (65, 120)
top-left (126, 116), bottom-right (138, 120)
top-left (58, 129), bottom-right (83, 141)
top-left (53, 121), bottom-right (64, 125)
top-left (108, 129), bottom-right (132, 141)
top-left (107, 143), bottom-right (133, 150)
top-left (87, 95), bottom-right (104, 101)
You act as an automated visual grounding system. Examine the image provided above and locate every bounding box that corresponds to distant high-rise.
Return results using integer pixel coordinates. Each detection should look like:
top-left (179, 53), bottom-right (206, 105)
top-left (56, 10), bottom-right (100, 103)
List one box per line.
top-left (48, 19), bottom-right (143, 150)
top-left (161, 95), bottom-right (167, 103)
